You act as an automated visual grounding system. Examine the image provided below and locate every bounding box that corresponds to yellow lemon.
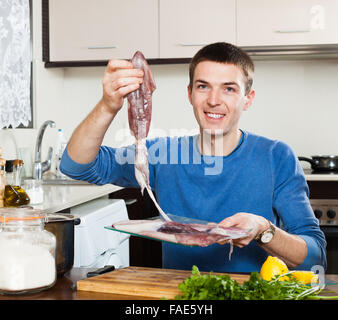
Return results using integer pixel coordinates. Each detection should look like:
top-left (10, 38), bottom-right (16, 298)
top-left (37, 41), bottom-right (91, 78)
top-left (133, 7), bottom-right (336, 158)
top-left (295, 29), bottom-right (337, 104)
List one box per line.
top-left (260, 256), bottom-right (289, 281)
top-left (289, 271), bottom-right (319, 284)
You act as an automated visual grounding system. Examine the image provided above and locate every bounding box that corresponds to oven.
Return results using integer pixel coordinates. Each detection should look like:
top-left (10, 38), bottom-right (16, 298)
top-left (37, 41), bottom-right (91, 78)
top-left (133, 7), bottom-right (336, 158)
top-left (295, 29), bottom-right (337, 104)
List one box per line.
top-left (306, 177), bottom-right (338, 274)
top-left (310, 199), bottom-right (338, 274)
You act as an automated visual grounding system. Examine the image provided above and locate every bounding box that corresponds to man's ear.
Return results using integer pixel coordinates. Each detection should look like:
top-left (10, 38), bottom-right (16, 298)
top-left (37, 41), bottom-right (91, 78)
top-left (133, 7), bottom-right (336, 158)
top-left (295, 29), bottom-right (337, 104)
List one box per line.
top-left (187, 85), bottom-right (193, 105)
top-left (243, 89), bottom-right (255, 111)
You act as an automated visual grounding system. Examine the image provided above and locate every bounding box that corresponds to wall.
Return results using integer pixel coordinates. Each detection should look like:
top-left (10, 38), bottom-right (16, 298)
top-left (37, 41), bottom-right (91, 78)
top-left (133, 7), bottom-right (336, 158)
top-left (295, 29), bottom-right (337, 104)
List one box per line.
top-left (2, 1), bottom-right (338, 171)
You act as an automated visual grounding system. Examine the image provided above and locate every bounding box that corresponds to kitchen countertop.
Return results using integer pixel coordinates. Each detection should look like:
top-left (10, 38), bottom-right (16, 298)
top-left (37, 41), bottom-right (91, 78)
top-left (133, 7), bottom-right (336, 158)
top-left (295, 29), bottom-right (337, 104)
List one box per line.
top-left (303, 168), bottom-right (338, 181)
top-left (0, 268), bottom-right (337, 300)
top-left (31, 183), bottom-right (122, 214)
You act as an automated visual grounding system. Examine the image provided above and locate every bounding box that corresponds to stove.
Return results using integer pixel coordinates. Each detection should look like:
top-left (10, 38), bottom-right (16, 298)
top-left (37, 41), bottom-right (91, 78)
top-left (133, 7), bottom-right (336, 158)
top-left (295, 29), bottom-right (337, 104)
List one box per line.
top-left (309, 199), bottom-right (338, 274)
top-left (310, 199), bottom-right (338, 226)
top-left (305, 174), bottom-right (338, 273)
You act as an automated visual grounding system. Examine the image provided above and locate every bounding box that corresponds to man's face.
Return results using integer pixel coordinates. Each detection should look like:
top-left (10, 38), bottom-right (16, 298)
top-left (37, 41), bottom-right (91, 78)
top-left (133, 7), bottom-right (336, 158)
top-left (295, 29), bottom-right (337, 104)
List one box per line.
top-left (188, 61), bottom-right (255, 135)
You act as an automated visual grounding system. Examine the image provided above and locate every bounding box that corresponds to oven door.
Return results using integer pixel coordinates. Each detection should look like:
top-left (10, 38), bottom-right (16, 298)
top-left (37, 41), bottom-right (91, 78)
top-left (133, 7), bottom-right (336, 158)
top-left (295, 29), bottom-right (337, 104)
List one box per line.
top-left (321, 226), bottom-right (338, 274)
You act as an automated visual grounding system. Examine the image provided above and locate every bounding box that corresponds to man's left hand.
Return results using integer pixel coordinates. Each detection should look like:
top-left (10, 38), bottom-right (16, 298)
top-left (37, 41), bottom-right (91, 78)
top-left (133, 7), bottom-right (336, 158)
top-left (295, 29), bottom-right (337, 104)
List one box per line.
top-left (218, 212), bottom-right (270, 247)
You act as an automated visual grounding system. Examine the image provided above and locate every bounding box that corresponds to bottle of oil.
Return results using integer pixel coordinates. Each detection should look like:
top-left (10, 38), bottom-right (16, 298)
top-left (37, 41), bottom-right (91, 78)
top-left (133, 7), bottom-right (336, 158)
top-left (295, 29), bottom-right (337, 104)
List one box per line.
top-left (4, 159), bottom-right (30, 207)
top-left (0, 147), bottom-right (6, 208)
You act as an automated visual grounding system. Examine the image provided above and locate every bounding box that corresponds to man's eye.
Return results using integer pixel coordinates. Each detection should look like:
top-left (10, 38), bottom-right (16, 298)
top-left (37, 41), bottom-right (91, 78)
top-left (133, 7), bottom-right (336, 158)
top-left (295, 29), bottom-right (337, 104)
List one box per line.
top-left (197, 84), bottom-right (207, 89)
top-left (225, 87), bottom-right (235, 92)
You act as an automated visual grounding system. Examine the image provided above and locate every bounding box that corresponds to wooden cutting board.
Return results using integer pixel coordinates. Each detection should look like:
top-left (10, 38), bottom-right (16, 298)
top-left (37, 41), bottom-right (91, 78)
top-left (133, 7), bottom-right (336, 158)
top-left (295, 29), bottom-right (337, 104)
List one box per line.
top-left (77, 266), bottom-right (250, 299)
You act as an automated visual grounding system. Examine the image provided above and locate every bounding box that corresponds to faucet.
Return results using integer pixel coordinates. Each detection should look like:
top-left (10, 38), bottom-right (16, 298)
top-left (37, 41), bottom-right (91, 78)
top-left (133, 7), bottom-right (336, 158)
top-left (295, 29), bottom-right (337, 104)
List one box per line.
top-left (33, 120), bottom-right (56, 180)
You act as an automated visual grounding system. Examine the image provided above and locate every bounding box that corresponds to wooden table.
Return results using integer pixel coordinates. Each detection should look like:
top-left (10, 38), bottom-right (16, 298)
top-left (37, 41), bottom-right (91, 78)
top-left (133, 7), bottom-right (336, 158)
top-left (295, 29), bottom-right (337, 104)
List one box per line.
top-left (0, 268), bottom-right (338, 300)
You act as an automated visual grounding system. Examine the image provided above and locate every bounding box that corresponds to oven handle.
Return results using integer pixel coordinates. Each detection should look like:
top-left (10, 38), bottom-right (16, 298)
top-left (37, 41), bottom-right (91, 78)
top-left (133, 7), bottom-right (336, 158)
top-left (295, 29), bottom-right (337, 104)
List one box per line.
top-left (320, 226), bottom-right (338, 236)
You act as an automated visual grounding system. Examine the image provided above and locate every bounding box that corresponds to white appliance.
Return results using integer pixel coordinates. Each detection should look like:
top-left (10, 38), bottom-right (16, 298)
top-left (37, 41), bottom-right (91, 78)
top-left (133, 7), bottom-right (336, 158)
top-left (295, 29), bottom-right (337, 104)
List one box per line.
top-left (70, 196), bottom-right (130, 269)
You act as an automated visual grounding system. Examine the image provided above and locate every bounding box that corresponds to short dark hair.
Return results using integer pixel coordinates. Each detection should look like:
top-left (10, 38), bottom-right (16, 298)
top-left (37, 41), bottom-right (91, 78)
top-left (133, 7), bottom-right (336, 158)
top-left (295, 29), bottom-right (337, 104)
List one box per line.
top-left (189, 42), bottom-right (254, 95)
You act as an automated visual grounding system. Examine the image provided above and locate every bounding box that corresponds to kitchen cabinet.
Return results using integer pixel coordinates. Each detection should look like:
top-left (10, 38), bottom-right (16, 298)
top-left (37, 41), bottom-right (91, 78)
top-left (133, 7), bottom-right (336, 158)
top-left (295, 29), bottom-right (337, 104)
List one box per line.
top-left (159, 0), bottom-right (236, 58)
top-left (237, 0), bottom-right (338, 47)
top-left (47, 0), bottom-right (158, 62)
top-left (43, 0), bottom-right (236, 65)
top-left (43, 0), bottom-right (338, 67)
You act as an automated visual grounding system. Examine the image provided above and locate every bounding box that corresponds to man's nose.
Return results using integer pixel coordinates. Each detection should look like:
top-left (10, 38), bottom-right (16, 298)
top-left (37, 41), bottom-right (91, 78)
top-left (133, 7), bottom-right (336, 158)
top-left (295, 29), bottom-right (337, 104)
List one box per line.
top-left (207, 88), bottom-right (221, 106)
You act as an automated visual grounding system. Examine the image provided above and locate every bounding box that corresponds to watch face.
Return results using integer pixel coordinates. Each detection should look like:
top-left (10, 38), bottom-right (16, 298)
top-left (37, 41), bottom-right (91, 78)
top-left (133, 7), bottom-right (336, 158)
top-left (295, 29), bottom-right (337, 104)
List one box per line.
top-left (261, 231), bottom-right (273, 243)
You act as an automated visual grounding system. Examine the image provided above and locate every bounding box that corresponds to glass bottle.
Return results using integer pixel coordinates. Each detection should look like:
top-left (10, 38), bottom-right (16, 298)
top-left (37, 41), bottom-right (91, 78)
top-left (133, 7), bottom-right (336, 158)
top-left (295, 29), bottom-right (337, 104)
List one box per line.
top-left (0, 208), bottom-right (57, 294)
top-left (0, 157), bottom-right (5, 208)
top-left (4, 159), bottom-right (30, 207)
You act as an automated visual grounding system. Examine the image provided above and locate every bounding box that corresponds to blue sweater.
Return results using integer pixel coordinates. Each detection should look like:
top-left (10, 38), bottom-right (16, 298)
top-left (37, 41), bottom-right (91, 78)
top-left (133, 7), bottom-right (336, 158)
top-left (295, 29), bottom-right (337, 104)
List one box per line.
top-left (60, 130), bottom-right (326, 273)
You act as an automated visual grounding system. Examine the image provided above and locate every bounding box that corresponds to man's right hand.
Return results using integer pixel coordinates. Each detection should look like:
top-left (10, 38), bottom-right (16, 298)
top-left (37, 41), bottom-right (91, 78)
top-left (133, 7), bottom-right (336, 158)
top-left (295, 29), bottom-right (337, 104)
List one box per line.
top-left (101, 59), bottom-right (144, 114)
top-left (66, 59), bottom-right (144, 165)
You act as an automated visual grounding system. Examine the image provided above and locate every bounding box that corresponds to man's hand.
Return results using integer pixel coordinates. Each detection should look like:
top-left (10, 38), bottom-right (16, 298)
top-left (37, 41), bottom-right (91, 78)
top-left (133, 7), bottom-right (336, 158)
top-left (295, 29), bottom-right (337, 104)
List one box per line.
top-left (218, 212), bottom-right (270, 247)
top-left (66, 59), bottom-right (143, 164)
top-left (101, 59), bottom-right (144, 114)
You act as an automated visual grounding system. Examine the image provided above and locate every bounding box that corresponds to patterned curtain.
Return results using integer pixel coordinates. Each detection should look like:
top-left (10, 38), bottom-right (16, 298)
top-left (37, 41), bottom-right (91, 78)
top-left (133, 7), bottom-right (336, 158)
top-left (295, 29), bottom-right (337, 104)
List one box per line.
top-left (0, 0), bottom-right (31, 128)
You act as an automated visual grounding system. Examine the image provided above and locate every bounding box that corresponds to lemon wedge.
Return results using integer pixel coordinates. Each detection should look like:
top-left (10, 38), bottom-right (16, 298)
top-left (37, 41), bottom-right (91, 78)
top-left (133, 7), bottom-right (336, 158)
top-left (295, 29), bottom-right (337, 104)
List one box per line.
top-left (289, 271), bottom-right (319, 284)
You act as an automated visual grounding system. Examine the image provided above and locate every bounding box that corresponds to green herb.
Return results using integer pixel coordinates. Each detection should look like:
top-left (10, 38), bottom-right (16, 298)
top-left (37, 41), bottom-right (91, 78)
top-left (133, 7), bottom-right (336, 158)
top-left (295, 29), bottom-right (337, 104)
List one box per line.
top-left (174, 265), bottom-right (338, 300)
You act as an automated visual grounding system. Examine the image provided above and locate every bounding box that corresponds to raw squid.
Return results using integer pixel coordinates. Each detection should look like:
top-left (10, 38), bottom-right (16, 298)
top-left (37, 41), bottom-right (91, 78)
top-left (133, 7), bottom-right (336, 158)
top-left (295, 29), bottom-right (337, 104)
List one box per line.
top-left (112, 219), bottom-right (249, 248)
top-left (127, 51), bottom-right (170, 221)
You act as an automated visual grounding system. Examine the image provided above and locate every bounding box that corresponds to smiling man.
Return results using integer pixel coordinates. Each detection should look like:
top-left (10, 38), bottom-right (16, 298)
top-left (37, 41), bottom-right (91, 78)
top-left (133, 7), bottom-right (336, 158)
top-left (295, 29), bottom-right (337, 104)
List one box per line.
top-left (60, 42), bottom-right (326, 273)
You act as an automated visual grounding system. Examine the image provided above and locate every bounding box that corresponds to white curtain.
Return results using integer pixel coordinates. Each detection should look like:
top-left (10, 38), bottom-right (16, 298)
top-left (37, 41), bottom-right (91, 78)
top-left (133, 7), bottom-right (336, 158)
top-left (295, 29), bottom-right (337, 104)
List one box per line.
top-left (0, 0), bottom-right (31, 128)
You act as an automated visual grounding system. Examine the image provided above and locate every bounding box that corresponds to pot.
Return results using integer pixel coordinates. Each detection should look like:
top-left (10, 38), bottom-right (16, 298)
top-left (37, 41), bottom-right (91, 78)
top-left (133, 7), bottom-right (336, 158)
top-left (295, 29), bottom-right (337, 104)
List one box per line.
top-left (298, 156), bottom-right (338, 172)
top-left (45, 213), bottom-right (80, 276)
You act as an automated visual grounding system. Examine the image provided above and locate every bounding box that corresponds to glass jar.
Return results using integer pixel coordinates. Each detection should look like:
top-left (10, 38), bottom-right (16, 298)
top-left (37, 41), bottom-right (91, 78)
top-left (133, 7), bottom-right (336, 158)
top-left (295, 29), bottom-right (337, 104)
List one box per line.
top-left (0, 208), bottom-right (57, 295)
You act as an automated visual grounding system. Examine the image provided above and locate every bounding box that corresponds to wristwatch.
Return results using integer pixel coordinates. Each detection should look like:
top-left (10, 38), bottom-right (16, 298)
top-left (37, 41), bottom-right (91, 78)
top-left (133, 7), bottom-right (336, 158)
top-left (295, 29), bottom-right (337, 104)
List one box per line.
top-left (255, 220), bottom-right (276, 244)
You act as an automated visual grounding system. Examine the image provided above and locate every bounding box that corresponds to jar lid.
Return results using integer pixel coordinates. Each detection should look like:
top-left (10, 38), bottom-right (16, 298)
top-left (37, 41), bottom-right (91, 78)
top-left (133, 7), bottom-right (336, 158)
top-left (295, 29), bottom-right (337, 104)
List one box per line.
top-left (0, 207), bottom-right (46, 224)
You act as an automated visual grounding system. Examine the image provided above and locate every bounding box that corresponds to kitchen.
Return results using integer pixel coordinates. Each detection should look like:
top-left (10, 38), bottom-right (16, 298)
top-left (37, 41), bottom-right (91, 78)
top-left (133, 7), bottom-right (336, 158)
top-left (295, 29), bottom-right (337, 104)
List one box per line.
top-left (1, 0), bottom-right (338, 304)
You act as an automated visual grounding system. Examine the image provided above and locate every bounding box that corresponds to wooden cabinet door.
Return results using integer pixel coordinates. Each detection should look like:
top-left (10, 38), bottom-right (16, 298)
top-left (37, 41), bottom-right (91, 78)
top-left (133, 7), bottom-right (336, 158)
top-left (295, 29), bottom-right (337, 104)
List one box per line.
top-left (237, 0), bottom-right (338, 47)
top-left (159, 0), bottom-right (236, 58)
top-left (49, 0), bottom-right (158, 61)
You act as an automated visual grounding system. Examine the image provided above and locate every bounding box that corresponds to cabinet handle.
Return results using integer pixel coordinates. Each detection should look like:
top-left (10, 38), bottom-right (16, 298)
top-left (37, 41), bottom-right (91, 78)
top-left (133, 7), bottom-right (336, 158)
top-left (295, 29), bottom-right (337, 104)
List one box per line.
top-left (178, 43), bottom-right (207, 47)
top-left (124, 198), bottom-right (137, 206)
top-left (87, 45), bottom-right (117, 49)
top-left (274, 29), bottom-right (310, 34)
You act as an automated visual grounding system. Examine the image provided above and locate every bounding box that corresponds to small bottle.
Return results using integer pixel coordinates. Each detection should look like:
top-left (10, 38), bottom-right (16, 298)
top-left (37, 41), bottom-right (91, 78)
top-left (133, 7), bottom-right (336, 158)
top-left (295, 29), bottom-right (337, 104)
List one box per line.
top-left (55, 129), bottom-right (67, 178)
top-left (4, 159), bottom-right (30, 207)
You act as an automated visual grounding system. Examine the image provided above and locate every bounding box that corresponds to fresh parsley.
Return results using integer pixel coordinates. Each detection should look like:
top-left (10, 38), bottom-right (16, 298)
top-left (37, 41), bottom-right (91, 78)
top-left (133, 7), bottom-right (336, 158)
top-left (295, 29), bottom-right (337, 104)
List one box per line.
top-left (174, 265), bottom-right (338, 300)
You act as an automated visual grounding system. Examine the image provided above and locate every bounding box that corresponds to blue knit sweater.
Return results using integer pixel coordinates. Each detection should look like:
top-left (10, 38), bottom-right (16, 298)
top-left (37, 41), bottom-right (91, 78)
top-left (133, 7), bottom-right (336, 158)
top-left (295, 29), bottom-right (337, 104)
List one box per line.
top-left (60, 130), bottom-right (326, 273)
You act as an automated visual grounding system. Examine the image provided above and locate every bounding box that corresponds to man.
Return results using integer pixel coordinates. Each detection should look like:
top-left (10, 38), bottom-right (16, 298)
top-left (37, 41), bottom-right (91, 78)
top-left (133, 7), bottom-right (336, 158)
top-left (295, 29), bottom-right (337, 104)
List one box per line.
top-left (60, 42), bottom-right (326, 273)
